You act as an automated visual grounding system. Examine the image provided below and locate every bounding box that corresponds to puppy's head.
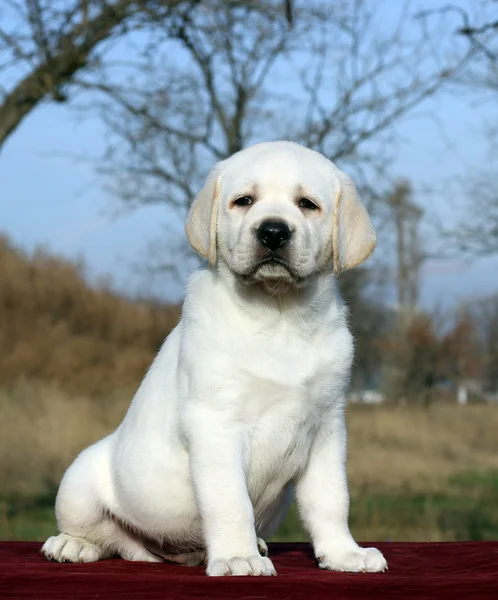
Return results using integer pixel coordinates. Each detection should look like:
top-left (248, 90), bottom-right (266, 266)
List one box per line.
top-left (186, 141), bottom-right (376, 291)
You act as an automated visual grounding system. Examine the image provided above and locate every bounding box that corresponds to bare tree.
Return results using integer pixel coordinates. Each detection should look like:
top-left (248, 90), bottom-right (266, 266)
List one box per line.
top-left (471, 294), bottom-right (498, 394)
top-left (453, 1), bottom-right (498, 62)
top-left (77, 0), bottom-right (477, 391)
top-left (447, 156), bottom-right (498, 256)
top-left (88, 0), bottom-right (473, 283)
top-left (380, 310), bottom-right (440, 404)
top-left (340, 267), bottom-right (389, 392)
top-left (0, 1), bottom-right (172, 147)
top-left (0, 0), bottom-right (295, 149)
top-left (440, 308), bottom-right (484, 403)
top-left (420, 1), bottom-right (498, 256)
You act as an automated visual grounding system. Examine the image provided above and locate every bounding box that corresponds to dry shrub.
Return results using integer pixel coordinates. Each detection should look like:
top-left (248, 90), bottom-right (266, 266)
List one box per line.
top-left (0, 379), bottom-right (130, 496)
top-left (0, 236), bottom-right (180, 396)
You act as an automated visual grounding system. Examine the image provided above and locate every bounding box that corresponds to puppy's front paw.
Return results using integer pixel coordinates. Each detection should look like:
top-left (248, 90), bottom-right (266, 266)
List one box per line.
top-left (318, 545), bottom-right (387, 573)
top-left (207, 555), bottom-right (277, 576)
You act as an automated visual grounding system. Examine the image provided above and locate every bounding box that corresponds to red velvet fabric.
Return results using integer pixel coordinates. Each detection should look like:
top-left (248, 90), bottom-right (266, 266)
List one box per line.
top-left (1, 542), bottom-right (497, 599)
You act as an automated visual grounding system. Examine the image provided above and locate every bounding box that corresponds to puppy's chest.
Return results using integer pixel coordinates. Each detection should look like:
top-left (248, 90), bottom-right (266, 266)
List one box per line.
top-left (236, 333), bottom-right (348, 488)
top-left (236, 331), bottom-right (348, 417)
top-left (245, 398), bottom-right (322, 501)
top-left (239, 321), bottom-right (339, 376)
top-left (243, 366), bottom-right (336, 485)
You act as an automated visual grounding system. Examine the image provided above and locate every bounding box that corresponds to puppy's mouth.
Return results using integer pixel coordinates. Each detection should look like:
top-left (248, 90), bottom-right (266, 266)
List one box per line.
top-left (237, 257), bottom-right (305, 287)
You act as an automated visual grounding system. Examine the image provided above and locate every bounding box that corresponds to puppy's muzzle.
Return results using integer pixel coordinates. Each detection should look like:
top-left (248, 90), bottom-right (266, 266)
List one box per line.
top-left (256, 220), bottom-right (292, 252)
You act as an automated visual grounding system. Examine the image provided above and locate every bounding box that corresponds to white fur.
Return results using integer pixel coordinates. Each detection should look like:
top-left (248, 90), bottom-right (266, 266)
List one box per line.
top-left (42, 141), bottom-right (386, 576)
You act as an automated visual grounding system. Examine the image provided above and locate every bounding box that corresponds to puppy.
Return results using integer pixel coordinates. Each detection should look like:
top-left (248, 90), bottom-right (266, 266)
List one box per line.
top-left (42, 141), bottom-right (387, 576)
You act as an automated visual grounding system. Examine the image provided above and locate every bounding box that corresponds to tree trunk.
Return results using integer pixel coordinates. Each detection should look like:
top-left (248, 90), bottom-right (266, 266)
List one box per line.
top-left (0, 0), bottom-right (182, 149)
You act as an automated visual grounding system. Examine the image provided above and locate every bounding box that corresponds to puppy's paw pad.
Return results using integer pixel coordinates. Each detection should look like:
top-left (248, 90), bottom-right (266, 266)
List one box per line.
top-left (319, 546), bottom-right (387, 573)
top-left (41, 534), bottom-right (102, 563)
top-left (207, 555), bottom-right (276, 576)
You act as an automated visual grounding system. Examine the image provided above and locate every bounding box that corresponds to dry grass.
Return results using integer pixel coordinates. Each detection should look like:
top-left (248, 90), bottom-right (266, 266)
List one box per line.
top-left (0, 380), bottom-right (129, 496)
top-left (0, 235), bottom-right (180, 397)
top-left (347, 403), bottom-right (498, 494)
top-left (1, 234), bottom-right (497, 541)
top-left (2, 377), bottom-right (497, 497)
top-left (2, 379), bottom-right (498, 541)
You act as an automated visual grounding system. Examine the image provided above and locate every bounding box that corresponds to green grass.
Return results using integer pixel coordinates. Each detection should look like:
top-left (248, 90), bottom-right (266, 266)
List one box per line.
top-left (273, 470), bottom-right (498, 542)
top-left (2, 471), bottom-right (498, 543)
top-left (0, 492), bottom-right (57, 541)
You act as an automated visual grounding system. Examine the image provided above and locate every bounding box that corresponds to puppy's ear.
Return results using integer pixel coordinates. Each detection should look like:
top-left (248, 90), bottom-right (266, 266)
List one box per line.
top-left (186, 167), bottom-right (221, 267)
top-left (333, 170), bottom-right (376, 273)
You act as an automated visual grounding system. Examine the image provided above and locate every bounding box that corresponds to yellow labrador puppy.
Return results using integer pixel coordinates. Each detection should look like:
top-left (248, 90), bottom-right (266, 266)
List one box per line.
top-left (42, 141), bottom-right (386, 576)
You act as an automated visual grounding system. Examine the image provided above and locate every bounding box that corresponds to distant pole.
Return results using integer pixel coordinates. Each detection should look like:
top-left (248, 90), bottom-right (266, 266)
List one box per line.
top-left (457, 384), bottom-right (468, 405)
top-left (386, 182), bottom-right (425, 404)
top-left (388, 181), bottom-right (423, 322)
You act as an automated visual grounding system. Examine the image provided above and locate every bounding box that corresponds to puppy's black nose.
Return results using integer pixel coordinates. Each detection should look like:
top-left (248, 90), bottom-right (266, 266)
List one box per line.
top-left (257, 220), bottom-right (292, 252)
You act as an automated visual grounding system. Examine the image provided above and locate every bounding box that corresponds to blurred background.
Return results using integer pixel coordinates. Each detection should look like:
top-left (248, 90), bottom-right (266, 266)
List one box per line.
top-left (1, 0), bottom-right (498, 544)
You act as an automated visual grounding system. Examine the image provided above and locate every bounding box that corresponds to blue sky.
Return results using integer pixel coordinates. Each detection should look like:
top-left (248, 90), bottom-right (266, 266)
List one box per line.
top-left (1, 0), bottom-right (497, 307)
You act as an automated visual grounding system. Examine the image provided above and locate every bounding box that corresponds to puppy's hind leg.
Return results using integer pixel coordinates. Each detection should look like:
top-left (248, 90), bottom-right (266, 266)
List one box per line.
top-left (42, 438), bottom-right (161, 564)
top-left (42, 441), bottom-right (111, 563)
top-left (42, 520), bottom-right (163, 564)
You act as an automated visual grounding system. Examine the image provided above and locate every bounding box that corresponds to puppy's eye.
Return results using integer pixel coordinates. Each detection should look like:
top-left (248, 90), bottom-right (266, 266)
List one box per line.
top-left (299, 198), bottom-right (318, 211)
top-left (233, 196), bottom-right (253, 207)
